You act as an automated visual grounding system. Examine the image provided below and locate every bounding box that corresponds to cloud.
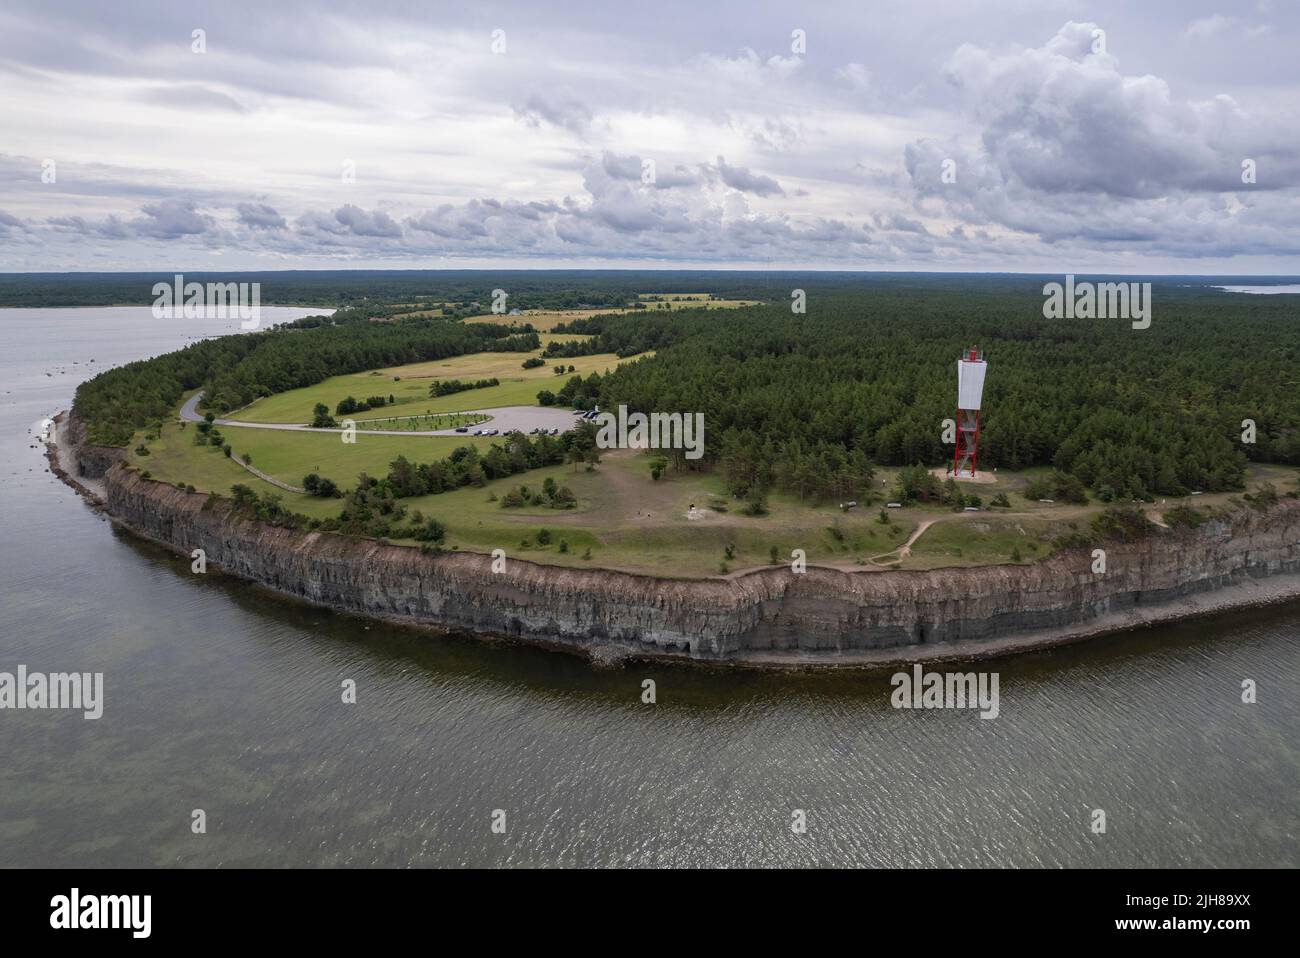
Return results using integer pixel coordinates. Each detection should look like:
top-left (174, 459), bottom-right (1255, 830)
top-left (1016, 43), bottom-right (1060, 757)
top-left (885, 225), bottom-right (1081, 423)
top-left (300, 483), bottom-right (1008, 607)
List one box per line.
top-left (132, 198), bottom-right (214, 238)
top-left (236, 202), bottom-right (287, 230)
top-left (513, 94), bottom-right (594, 134)
top-left (714, 156), bottom-right (785, 197)
top-left (902, 21), bottom-right (1300, 257)
top-left (297, 204), bottom-right (404, 239)
top-left (136, 84), bottom-right (249, 113)
top-left (0, 4), bottom-right (1297, 271)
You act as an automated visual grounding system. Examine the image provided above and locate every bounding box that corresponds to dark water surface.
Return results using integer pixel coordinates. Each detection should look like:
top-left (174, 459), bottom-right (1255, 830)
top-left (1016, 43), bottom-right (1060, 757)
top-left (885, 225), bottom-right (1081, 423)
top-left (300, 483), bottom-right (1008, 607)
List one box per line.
top-left (1, 308), bottom-right (1296, 867)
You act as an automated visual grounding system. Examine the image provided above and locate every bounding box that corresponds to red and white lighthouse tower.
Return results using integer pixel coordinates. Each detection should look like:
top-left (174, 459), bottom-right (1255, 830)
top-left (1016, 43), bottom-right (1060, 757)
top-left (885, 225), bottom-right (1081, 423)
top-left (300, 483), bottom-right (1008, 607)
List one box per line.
top-left (953, 346), bottom-right (986, 479)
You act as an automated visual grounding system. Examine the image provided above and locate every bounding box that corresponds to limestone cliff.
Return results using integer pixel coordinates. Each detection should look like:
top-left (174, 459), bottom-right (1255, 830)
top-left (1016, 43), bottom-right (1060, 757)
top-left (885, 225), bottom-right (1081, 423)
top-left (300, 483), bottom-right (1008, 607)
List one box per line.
top-left (94, 455), bottom-right (1300, 665)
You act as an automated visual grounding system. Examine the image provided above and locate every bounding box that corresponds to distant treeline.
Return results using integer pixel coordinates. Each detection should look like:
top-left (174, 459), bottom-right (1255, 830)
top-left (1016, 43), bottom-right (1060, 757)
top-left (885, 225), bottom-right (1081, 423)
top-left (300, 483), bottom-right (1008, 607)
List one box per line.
top-left (2, 269), bottom-right (778, 309)
top-left (13, 269), bottom-right (1294, 309)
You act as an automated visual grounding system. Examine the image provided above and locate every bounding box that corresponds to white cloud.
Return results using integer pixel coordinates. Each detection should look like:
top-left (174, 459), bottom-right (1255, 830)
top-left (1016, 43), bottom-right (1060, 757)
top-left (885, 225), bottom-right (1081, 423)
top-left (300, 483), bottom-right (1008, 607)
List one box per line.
top-left (0, 3), bottom-right (1296, 271)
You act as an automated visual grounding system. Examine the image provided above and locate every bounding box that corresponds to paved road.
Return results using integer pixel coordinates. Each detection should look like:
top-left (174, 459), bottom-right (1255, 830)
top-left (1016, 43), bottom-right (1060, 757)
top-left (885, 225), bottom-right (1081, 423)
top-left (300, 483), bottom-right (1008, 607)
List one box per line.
top-left (180, 391), bottom-right (580, 436)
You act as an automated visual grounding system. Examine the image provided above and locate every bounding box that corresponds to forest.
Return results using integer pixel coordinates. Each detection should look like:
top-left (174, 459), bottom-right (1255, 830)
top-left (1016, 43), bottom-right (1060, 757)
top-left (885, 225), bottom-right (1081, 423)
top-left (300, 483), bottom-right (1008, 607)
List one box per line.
top-left (72, 310), bottom-right (537, 446)
top-left (565, 285), bottom-right (1299, 501)
top-left (68, 274), bottom-right (1300, 502)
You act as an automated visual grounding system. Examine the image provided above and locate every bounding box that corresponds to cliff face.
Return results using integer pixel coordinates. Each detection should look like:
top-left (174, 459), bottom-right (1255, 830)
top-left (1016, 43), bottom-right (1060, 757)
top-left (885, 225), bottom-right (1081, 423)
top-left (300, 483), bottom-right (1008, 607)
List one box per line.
top-left (98, 458), bottom-right (1300, 663)
top-left (66, 414), bottom-right (124, 479)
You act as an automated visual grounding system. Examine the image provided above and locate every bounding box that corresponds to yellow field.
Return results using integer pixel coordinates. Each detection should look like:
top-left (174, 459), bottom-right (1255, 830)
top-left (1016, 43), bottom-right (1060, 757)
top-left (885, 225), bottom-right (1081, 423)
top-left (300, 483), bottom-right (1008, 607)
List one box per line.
top-left (467, 297), bottom-right (762, 330)
top-left (230, 349), bottom-right (643, 424)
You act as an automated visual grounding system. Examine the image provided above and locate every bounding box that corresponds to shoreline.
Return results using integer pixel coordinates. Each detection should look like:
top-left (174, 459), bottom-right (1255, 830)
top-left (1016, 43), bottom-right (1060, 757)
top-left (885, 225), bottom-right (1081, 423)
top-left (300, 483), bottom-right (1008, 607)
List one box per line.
top-left (50, 410), bottom-right (1300, 670)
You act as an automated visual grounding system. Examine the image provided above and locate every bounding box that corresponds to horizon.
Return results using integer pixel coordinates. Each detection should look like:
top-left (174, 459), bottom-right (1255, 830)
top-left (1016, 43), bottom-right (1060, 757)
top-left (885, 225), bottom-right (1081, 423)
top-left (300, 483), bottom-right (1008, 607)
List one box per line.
top-left (3, 267), bottom-right (1300, 279)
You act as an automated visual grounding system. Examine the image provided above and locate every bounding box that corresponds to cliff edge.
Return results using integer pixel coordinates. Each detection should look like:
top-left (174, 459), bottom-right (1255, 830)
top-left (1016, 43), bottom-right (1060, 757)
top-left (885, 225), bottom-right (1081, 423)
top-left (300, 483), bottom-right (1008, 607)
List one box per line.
top-left (76, 429), bottom-right (1300, 666)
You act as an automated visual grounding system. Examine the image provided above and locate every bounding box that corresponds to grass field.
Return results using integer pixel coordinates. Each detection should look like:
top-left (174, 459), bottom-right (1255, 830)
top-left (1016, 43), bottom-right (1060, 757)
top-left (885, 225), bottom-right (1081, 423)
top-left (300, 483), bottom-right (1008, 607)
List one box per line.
top-left (905, 517), bottom-right (1065, 568)
top-left (466, 297), bottom-right (762, 330)
top-left (136, 338), bottom-right (1300, 578)
top-left (131, 411), bottom-right (1300, 577)
top-left (230, 349), bottom-right (640, 424)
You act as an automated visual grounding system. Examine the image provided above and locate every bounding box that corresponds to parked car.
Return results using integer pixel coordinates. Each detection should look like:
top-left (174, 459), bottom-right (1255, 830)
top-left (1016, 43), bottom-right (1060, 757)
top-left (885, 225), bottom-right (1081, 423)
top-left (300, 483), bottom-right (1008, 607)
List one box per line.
top-left (454, 426), bottom-right (468, 433)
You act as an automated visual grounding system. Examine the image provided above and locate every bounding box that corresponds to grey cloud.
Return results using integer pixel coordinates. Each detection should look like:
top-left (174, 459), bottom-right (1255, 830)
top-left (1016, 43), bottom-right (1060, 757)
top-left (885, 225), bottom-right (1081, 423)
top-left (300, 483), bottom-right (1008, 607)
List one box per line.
top-left (902, 21), bottom-right (1300, 257)
top-left (875, 212), bottom-right (929, 235)
top-left (600, 153), bottom-right (699, 190)
top-left (513, 95), bottom-right (593, 134)
top-left (938, 21), bottom-right (1299, 198)
top-left (137, 84), bottom-right (249, 113)
top-left (601, 152), bottom-right (643, 181)
top-left (237, 202), bottom-right (287, 230)
top-left (133, 198), bottom-right (214, 238)
top-left (714, 156), bottom-right (785, 197)
top-left (299, 205), bottom-right (403, 239)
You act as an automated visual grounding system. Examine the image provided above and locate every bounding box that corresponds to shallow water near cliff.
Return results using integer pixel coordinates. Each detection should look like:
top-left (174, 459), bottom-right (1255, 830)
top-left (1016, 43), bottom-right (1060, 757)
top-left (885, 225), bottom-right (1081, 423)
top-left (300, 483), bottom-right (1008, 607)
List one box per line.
top-left (1, 308), bottom-right (1297, 867)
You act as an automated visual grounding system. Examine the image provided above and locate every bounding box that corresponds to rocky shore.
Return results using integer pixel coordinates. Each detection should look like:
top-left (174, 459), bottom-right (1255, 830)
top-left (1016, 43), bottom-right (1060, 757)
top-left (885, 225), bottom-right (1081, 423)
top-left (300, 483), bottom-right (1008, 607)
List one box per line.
top-left (54, 411), bottom-right (1300, 668)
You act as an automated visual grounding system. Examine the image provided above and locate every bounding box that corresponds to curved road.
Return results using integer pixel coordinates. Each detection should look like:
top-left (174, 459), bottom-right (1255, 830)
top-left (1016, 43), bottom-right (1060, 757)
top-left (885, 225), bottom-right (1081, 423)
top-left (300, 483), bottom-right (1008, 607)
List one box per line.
top-left (180, 391), bottom-right (579, 436)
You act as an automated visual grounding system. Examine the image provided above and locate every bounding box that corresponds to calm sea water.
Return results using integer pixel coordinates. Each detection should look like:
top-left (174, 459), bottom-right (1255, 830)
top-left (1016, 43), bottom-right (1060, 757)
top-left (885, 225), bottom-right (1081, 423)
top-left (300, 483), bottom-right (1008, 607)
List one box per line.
top-left (0, 307), bottom-right (1296, 867)
top-left (1213, 284), bottom-right (1300, 294)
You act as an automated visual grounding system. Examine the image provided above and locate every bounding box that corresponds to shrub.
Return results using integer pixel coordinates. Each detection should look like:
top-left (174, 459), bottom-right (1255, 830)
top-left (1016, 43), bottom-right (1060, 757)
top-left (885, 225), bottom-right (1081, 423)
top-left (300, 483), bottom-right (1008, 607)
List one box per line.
top-left (1163, 505), bottom-right (1206, 529)
top-left (1244, 483), bottom-right (1279, 511)
top-left (412, 518), bottom-right (446, 543)
top-left (1023, 470), bottom-right (1088, 504)
top-left (1091, 504), bottom-right (1153, 542)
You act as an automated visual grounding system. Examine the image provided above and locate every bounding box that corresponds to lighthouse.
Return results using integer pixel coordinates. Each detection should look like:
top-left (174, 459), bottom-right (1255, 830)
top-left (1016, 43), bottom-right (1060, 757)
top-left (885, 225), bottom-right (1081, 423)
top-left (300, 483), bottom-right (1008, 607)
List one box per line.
top-left (953, 346), bottom-right (986, 479)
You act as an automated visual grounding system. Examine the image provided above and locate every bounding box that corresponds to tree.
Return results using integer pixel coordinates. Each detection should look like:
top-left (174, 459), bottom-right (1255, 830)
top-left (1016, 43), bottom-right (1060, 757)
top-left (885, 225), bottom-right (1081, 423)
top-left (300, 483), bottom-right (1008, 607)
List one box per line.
top-left (311, 403), bottom-right (336, 428)
top-left (413, 518), bottom-right (446, 543)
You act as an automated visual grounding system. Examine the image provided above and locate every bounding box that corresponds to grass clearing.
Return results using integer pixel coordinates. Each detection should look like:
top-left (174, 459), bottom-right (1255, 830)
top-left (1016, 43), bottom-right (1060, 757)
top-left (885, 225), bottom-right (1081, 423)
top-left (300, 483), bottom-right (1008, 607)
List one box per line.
top-left (231, 349), bottom-right (638, 424)
top-left (136, 388), bottom-right (1300, 578)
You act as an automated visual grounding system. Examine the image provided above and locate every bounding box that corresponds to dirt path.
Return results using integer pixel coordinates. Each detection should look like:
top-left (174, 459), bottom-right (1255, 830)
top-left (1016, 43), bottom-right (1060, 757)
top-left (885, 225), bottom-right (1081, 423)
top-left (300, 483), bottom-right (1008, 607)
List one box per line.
top-left (866, 517), bottom-right (937, 566)
top-left (234, 458), bottom-right (303, 494)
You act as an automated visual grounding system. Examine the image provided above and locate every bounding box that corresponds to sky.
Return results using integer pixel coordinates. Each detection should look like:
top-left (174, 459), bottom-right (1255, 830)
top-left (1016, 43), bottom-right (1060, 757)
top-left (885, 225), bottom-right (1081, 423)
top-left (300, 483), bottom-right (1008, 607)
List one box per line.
top-left (1, 0), bottom-right (1297, 273)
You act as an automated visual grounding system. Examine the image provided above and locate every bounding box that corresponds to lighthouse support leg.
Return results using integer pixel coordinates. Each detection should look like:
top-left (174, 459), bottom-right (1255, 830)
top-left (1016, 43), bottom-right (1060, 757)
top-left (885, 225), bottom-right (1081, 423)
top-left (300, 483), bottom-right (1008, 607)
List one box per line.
top-left (953, 409), bottom-right (980, 479)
